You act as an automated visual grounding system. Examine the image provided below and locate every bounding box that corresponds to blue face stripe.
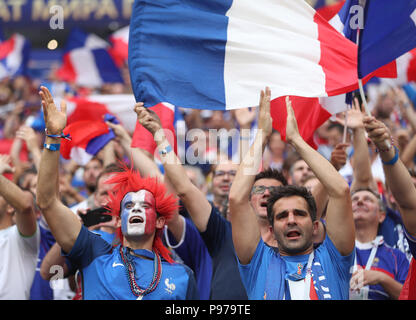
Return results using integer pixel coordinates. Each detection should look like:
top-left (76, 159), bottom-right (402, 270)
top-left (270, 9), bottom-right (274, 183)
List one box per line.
top-left (121, 193), bottom-right (133, 234)
top-left (128, 0), bottom-right (234, 110)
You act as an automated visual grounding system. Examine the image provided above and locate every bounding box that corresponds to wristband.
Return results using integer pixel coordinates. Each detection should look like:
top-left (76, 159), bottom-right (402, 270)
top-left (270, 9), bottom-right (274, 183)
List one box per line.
top-left (159, 145), bottom-right (172, 156)
top-left (44, 143), bottom-right (60, 151)
top-left (45, 128), bottom-right (72, 141)
top-left (381, 146), bottom-right (399, 165)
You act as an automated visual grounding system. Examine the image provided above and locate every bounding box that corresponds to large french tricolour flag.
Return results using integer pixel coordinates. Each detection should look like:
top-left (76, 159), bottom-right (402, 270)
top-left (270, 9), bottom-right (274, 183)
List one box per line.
top-left (129, 0), bottom-right (359, 110)
top-left (57, 29), bottom-right (123, 88)
top-left (0, 34), bottom-right (30, 80)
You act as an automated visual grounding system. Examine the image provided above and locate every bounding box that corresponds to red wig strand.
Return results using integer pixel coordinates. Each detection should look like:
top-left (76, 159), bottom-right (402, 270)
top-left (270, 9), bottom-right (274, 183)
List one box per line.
top-left (105, 164), bottom-right (178, 263)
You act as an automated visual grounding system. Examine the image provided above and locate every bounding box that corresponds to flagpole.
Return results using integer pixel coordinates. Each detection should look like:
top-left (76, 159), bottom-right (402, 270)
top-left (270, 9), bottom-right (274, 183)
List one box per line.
top-left (355, 12), bottom-right (391, 149)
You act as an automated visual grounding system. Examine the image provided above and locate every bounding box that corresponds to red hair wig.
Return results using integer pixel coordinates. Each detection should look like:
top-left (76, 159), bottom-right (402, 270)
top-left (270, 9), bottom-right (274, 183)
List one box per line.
top-left (105, 164), bottom-right (179, 263)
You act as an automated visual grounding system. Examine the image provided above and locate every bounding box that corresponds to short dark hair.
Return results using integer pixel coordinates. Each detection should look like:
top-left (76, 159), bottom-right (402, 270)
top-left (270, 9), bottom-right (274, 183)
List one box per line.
top-left (327, 122), bottom-right (344, 134)
top-left (95, 163), bottom-right (126, 186)
top-left (266, 185), bottom-right (317, 225)
top-left (254, 168), bottom-right (288, 186)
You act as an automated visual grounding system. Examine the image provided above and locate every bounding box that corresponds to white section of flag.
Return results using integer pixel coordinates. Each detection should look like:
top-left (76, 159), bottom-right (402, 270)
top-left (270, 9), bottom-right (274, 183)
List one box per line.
top-left (224, 0), bottom-right (326, 110)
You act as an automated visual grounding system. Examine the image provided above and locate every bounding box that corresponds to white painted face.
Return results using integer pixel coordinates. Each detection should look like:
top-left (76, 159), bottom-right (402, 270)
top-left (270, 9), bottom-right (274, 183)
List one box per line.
top-left (120, 190), bottom-right (157, 238)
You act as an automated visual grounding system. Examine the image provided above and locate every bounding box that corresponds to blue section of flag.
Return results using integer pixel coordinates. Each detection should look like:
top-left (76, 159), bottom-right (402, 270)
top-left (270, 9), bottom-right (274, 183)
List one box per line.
top-left (128, 0), bottom-right (233, 109)
top-left (92, 49), bottom-right (123, 83)
top-left (63, 28), bottom-right (89, 52)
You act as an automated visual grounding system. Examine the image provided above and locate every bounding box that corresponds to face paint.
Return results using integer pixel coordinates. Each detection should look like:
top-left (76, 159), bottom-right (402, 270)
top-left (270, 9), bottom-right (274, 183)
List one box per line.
top-left (120, 190), bottom-right (157, 238)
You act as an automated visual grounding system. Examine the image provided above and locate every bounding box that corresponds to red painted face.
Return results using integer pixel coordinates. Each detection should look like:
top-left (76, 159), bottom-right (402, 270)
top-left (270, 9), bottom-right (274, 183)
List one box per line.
top-left (120, 190), bottom-right (157, 237)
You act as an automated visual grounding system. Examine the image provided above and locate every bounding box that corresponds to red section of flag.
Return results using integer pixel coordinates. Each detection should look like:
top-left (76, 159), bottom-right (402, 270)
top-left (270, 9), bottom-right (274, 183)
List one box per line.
top-left (270, 96), bottom-right (331, 150)
top-left (314, 13), bottom-right (359, 96)
top-left (61, 121), bottom-right (109, 159)
top-left (108, 37), bottom-right (128, 67)
top-left (407, 49), bottom-right (416, 82)
top-left (399, 257), bottom-right (416, 300)
top-left (67, 98), bottom-right (113, 125)
top-left (0, 35), bottom-right (15, 60)
top-left (131, 103), bottom-right (177, 157)
top-left (56, 54), bottom-right (77, 83)
top-left (316, 0), bottom-right (345, 21)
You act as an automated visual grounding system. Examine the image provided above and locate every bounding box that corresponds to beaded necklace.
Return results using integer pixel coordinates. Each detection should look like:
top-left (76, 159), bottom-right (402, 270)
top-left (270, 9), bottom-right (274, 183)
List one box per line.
top-left (119, 246), bottom-right (162, 299)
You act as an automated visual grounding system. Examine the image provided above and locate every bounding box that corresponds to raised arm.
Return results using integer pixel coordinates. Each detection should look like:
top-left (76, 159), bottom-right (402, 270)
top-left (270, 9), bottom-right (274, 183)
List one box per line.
top-left (134, 103), bottom-right (212, 232)
top-left (0, 154), bottom-right (37, 236)
top-left (337, 99), bottom-right (377, 192)
top-left (363, 116), bottom-right (416, 237)
top-left (36, 86), bottom-right (81, 253)
top-left (286, 97), bottom-right (355, 256)
top-left (229, 88), bottom-right (272, 264)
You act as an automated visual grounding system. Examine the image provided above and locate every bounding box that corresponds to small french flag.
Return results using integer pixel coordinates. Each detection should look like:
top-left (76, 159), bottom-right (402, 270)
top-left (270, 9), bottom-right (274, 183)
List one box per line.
top-left (0, 33), bottom-right (30, 80)
top-left (109, 25), bottom-right (129, 67)
top-left (56, 28), bottom-right (123, 88)
top-left (60, 94), bottom-right (137, 165)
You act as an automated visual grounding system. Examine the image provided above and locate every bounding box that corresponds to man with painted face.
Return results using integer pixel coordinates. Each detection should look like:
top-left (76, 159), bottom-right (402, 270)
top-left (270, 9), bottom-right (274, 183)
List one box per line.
top-left (36, 86), bottom-right (198, 300)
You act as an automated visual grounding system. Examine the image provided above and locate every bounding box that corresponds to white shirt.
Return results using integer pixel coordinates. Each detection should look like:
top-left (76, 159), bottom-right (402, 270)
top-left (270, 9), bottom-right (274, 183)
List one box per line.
top-left (0, 225), bottom-right (40, 300)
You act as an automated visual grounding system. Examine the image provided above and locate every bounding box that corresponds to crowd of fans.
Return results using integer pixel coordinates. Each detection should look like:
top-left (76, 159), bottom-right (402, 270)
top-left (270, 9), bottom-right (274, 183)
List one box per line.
top-left (0, 55), bottom-right (415, 300)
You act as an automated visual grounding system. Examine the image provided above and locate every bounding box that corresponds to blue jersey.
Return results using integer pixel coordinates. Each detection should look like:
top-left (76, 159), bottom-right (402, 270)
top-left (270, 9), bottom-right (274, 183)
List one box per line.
top-left (65, 225), bottom-right (199, 300)
top-left (355, 240), bottom-right (409, 300)
top-left (239, 235), bottom-right (354, 300)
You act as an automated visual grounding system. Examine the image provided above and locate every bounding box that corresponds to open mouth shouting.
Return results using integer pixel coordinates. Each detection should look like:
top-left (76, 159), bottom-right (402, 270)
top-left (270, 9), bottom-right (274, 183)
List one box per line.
top-left (285, 229), bottom-right (302, 240)
top-left (129, 215), bottom-right (144, 224)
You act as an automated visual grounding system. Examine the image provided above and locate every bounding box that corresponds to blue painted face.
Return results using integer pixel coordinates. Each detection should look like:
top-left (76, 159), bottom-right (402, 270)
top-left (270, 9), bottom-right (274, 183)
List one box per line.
top-left (120, 190), bottom-right (156, 237)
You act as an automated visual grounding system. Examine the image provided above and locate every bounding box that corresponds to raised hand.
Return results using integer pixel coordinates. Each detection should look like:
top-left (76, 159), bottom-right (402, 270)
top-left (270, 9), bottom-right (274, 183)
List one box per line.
top-left (134, 102), bottom-right (163, 137)
top-left (39, 86), bottom-right (67, 135)
top-left (234, 107), bottom-right (257, 129)
top-left (257, 87), bottom-right (272, 138)
top-left (363, 116), bottom-right (392, 150)
top-left (285, 96), bottom-right (301, 144)
top-left (330, 143), bottom-right (349, 171)
top-left (336, 98), bottom-right (365, 130)
top-left (16, 126), bottom-right (38, 146)
top-left (0, 154), bottom-right (14, 175)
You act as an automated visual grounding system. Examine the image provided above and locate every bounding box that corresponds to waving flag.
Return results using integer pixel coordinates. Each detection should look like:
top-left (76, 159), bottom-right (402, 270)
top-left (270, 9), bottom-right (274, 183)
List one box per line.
top-left (0, 33), bottom-right (30, 80)
top-left (57, 28), bottom-right (123, 88)
top-left (59, 94), bottom-right (137, 164)
top-left (329, 0), bottom-right (397, 80)
top-left (109, 25), bottom-right (129, 67)
top-left (129, 0), bottom-right (360, 111)
top-left (331, 0), bottom-right (416, 79)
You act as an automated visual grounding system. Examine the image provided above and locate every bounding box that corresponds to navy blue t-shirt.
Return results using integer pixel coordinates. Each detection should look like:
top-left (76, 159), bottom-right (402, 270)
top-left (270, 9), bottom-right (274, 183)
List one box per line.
top-left (200, 206), bottom-right (248, 300)
top-left (166, 217), bottom-right (212, 300)
top-left (64, 225), bottom-right (199, 300)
